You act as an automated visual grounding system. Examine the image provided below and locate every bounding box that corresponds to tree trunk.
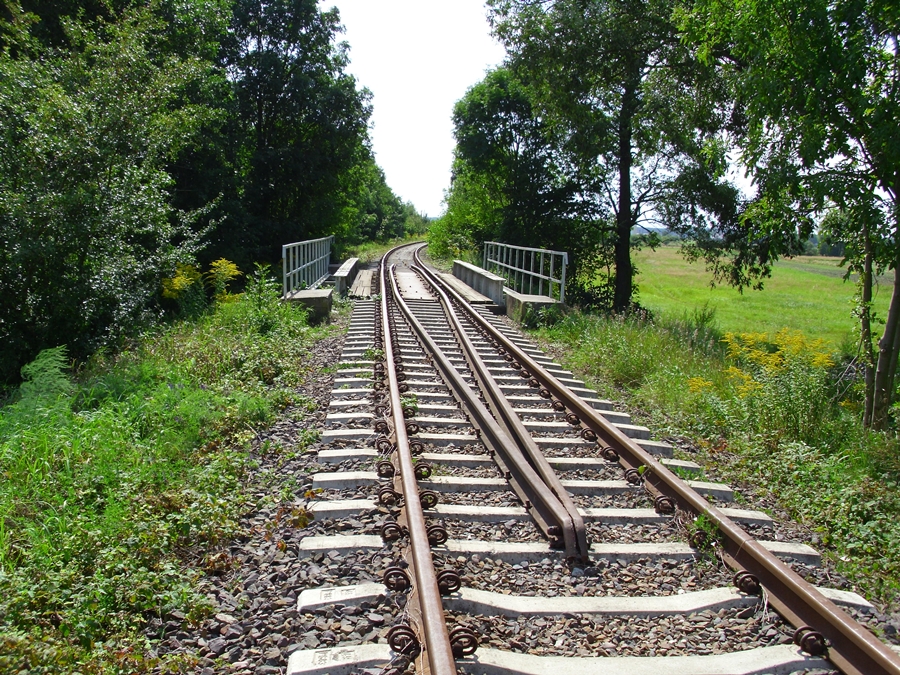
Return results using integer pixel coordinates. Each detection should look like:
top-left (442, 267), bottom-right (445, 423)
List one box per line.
top-left (871, 253), bottom-right (900, 429)
top-left (861, 230), bottom-right (875, 426)
top-left (613, 81), bottom-right (637, 312)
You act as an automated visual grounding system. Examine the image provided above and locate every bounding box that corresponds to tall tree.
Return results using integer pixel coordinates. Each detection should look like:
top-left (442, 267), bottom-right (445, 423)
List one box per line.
top-left (489, 0), bottom-right (741, 311)
top-left (220, 0), bottom-right (372, 264)
top-left (0, 6), bottom-right (214, 382)
top-left (342, 157), bottom-right (406, 245)
top-left (683, 0), bottom-right (900, 427)
top-left (452, 68), bottom-right (581, 245)
top-left (436, 67), bottom-right (602, 286)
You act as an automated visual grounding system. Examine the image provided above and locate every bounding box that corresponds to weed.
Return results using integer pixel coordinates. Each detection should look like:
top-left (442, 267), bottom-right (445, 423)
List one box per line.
top-left (205, 258), bottom-right (242, 302)
top-left (400, 393), bottom-right (419, 415)
top-left (669, 465), bottom-right (703, 481)
top-left (162, 264), bottom-right (205, 318)
top-left (685, 514), bottom-right (722, 552)
top-left (363, 347), bottom-right (385, 362)
top-left (0, 283), bottom-right (323, 671)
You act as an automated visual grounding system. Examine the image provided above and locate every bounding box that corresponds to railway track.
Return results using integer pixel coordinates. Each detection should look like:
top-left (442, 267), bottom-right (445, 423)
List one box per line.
top-left (286, 242), bottom-right (900, 675)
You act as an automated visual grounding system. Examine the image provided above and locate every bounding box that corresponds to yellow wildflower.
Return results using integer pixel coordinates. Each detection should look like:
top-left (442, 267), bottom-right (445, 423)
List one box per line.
top-left (162, 264), bottom-right (201, 299)
top-left (687, 377), bottom-right (714, 393)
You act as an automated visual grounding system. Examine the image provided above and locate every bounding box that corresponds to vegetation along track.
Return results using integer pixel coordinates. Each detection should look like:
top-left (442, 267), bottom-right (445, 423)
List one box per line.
top-left (287, 242), bottom-right (900, 675)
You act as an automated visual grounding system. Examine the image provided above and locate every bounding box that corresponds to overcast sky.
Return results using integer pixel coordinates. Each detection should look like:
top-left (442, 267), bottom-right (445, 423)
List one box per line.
top-left (319, 1), bottom-right (507, 217)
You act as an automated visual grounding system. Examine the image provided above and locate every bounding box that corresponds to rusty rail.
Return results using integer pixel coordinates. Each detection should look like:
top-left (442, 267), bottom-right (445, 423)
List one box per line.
top-left (413, 244), bottom-right (900, 675)
top-left (387, 263), bottom-right (586, 561)
top-left (378, 253), bottom-right (457, 675)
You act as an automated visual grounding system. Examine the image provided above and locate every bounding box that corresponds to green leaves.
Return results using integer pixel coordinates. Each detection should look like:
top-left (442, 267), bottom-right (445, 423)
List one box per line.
top-left (0, 5), bottom-right (213, 383)
top-left (683, 0), bottom-right (900, 425)
top-left (0, 289), bottom-right (320, 670)
top-left (214, 0), bottom-right (373, 263)
top-left (1, 0), bottom-right (381, 384)
top-left (485, 0), bottom-right (745, 310)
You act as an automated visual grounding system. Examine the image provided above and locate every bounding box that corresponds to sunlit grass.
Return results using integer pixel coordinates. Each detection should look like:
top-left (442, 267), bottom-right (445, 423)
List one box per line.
top-left (633, 245), bottom-right (892, 350)
top-left (0, 278), bottom-right (333, 673)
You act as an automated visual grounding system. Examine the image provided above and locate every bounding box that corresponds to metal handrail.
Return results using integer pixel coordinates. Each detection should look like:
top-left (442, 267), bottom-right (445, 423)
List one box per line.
top-left (483, 241), bottom-right (568, 302)
top-left (282, 235), bottom-right (333, 296)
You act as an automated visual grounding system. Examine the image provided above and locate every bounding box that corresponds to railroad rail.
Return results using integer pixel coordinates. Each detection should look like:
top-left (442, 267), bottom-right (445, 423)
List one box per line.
top-left (286, 241), bottom-right (900, 675)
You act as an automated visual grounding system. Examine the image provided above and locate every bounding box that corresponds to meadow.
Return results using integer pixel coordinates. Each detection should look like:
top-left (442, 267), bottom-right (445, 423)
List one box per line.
top-left (633, 244), bottom-right (892, 350)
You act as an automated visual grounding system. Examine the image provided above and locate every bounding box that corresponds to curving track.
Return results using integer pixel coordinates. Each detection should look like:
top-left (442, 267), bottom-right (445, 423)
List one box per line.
top-left (286, 242), bottom-right (900, 675)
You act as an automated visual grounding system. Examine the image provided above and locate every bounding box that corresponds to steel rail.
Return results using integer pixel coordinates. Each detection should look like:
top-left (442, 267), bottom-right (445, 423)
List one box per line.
top-left (378, 254), bottom-right (456, 675)
top-left (409, 257), bottom-right (589, 561)
top-left (386, 258), bottom-right (584, 560)
top-left (415, 248), bottom-right (900, 675)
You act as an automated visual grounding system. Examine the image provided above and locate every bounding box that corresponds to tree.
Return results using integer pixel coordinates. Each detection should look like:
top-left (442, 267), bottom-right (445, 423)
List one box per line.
top-left (488, 0), bottom-right (741, 311)
top-left (400, 202), bottom-right (430, 237)
top-left (683, 0), bottom-right (900, 427)
top-left (436, 67), bottom-right (600, 282)
top-left (0, 6), bottom-right (214, 382)
top-left (453, 68), bottom-right (582, 245)
top-left (219, 0), bottom-right (372, 265)
top-left (343, 158), bottom-right (405, 244)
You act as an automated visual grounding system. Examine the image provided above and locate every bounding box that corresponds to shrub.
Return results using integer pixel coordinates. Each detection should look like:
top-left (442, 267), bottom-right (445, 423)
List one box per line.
top-left (0, 287), bottom-right (321, 672)
top-left (717, 330), bottom-right (835, 446)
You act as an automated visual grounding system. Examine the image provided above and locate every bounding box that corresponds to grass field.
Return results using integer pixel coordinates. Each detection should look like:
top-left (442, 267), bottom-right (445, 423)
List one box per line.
top-left (633, 245), bottom-right (893, 350)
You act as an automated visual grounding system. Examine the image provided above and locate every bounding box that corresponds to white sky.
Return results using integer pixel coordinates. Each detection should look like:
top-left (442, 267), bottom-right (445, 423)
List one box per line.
top-left (319, 1), bottom-right (507, 217)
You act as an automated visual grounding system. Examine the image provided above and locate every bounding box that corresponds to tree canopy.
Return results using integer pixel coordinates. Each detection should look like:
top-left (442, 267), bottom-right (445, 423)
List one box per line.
top-left (431, 68), bottom-right (591, 265)
top-left (681, 0), bottom-right (900, 426)
top-left (483, 0), bottom-right (743, 310)
top-left (0, 0), bottom-right (419, 384)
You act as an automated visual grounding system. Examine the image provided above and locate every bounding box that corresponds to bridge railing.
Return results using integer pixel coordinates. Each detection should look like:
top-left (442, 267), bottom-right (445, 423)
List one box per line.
top-left (483, 241), bottom-right (568, 303)
top-left (282, 235), bottom-right (334, 296)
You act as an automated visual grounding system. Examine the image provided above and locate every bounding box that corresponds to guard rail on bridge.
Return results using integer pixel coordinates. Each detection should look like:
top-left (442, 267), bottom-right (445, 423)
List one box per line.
top-left (483, 241), bottom-right (568, 303)
top-left (282, 235), bottom-right (333, 297)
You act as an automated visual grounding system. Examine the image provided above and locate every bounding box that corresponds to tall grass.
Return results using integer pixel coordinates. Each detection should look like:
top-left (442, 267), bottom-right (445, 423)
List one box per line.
top-left (534, 308), bottom-right (900, 607)
top-left (0, 267), bottom-right (328, 673)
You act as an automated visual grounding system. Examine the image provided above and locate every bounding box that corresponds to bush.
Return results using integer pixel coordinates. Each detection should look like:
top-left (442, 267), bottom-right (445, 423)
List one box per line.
top-left (719, 330), bottom-right (836, 447)
top-left (0, 9), bottom-right (214, 384)
top-left (0, 288), bottom-right (320, 672)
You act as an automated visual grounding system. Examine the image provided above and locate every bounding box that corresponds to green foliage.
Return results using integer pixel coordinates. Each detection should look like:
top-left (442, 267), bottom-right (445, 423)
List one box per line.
top-left (488, 0), bottom-right (742, 311)
top-left (434, 67), bottom-right (597, 277)
top-left (200, 0), bottom-right (374, 267)
top-left (399, 393), bottom-right (418, 415)
top-left (680, 0), bottom-right (900, 425)
top-left (17, 346), bottom-right (74, 405)
top-left (204, 258), bottom-right (242, 302)
top-left (427, 210), bottom-right (479, 261)
top-left (685, 513), bottom-right (721, 552)
top-left (337, 159), bottom-right (414, 250)
top-left (1, 0), bottom-right (404, 386)
top-left (402, 204), bottom-right (430, 236)
top-left (243, 263), bottom-right (306, 335)
top-left (717, 331), bottom-right (837, 446)
top-left (161, 264), bottom-right (206, 318)
top-left (0, 290), bottom-right (321, 671)
top-left (534, 306), bottom-right (900, 603)
top-left (0, 4), bottom-right (216, 384)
